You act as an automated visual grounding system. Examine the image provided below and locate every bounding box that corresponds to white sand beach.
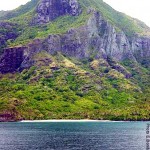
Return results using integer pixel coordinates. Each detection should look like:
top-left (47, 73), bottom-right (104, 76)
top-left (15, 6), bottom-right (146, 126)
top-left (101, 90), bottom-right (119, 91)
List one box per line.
top-left (20, 119), bottom-right (112, 123)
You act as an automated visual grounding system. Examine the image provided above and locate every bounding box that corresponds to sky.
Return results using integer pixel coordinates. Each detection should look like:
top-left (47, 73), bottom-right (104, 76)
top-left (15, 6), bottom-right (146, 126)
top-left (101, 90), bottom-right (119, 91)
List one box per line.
top-left (0, 0), bottom-right (150, 27)
top-left (103, 0), bottom-right (150, 27)
top-left (0, 0), bottom-right (30, 11)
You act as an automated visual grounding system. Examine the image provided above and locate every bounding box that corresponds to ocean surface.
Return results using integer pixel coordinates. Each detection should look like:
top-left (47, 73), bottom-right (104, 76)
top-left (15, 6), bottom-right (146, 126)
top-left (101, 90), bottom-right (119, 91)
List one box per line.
top-left (0, 121), bottom-right (149, 150)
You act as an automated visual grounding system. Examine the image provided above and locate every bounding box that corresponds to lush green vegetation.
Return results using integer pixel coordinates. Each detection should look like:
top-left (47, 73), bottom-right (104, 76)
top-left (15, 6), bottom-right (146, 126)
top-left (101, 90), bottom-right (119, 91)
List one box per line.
top-left (0, 0), bottom-right (149, 121)
top-left (0, 0), bottom-right (149, 48)
top-left (8, 10), bottom-right (91, 46)
top-left (0, 52), bottom-right (149, 120)
top-left (80, 0), bottom-right (150, 36)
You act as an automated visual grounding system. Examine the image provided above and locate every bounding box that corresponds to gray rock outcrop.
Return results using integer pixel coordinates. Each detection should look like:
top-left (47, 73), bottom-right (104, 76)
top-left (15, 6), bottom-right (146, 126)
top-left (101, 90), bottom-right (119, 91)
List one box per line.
top-left (0, 47), bottom-right (26, 73)
top-left (131, 36), bottom-right (150, 67)
top-left (33, 0), bottom-right (81, 24)
top-left (0, 22), bottom-right (20, 54)
top-left (0, 10), bottom-right (150, 73)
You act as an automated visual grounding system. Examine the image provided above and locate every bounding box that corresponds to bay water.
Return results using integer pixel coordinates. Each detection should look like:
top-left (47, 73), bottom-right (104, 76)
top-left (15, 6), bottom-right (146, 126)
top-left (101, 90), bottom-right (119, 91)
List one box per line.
top-left (0, 121), bottom-right (149, 150)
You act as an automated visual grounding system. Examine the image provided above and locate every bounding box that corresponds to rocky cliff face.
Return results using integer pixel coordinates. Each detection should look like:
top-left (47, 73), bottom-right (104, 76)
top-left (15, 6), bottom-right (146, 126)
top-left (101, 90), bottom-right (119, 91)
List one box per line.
top-left (0, 47), bottom-right (26, 73)
top-left (31, 11), bottom-right (137, 61)
top-left (131, 36), bottom-right (150, 67)
top-left (0, 22), bottom-right (20, 54)
top-left (32, 11), bottom-right (150, 62)
top-left (0, 2), bottom-right (150, 73)
top-left (33, 0), bottom-right (81, 24)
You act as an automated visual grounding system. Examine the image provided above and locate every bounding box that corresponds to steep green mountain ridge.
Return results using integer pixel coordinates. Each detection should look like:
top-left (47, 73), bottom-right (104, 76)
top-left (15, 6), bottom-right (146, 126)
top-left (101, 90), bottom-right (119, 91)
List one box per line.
top-left (0, 0), bottom-right (149, 121)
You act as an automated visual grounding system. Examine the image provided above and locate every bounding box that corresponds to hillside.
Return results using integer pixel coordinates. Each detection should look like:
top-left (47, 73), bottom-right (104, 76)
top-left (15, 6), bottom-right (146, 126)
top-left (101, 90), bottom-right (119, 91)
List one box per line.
top-left (0, 0), bottom-right (149, 121)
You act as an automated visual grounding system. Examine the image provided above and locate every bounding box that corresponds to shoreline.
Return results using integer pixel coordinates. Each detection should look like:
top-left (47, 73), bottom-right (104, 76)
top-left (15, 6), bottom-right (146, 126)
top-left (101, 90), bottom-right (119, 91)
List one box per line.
top-left (20, 119), bottom-right (127, 123)
top-left (1, 119), bottom-right (149, 122)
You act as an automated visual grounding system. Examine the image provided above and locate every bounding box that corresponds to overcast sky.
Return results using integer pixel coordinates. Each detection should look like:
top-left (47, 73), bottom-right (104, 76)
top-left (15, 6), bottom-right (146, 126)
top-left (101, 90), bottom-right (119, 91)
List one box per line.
top-left (0, 0), bottom-right (150, 27)
top-left (0, 0), bottom-right (30, 11)
top-left (104, 0), bottom-right (150, 27)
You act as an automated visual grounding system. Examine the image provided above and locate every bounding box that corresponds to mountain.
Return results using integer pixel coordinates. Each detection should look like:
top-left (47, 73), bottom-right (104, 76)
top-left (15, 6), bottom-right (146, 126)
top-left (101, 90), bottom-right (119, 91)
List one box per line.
top-left (0, 0), bottom-right (149, 121)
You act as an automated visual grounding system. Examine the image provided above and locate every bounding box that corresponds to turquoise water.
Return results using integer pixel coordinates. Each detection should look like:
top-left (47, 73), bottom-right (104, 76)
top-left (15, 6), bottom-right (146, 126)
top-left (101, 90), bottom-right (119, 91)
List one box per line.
top-left (0, 121), bottom-right (148, 150)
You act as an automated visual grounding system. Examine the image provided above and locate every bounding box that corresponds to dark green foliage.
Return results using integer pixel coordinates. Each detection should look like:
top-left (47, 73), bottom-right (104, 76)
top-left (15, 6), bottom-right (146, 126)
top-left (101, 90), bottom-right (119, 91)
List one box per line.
top-left (0, 52), bottom-right (149, 120)
top-left (0, 0), bottom-right (149, 121)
